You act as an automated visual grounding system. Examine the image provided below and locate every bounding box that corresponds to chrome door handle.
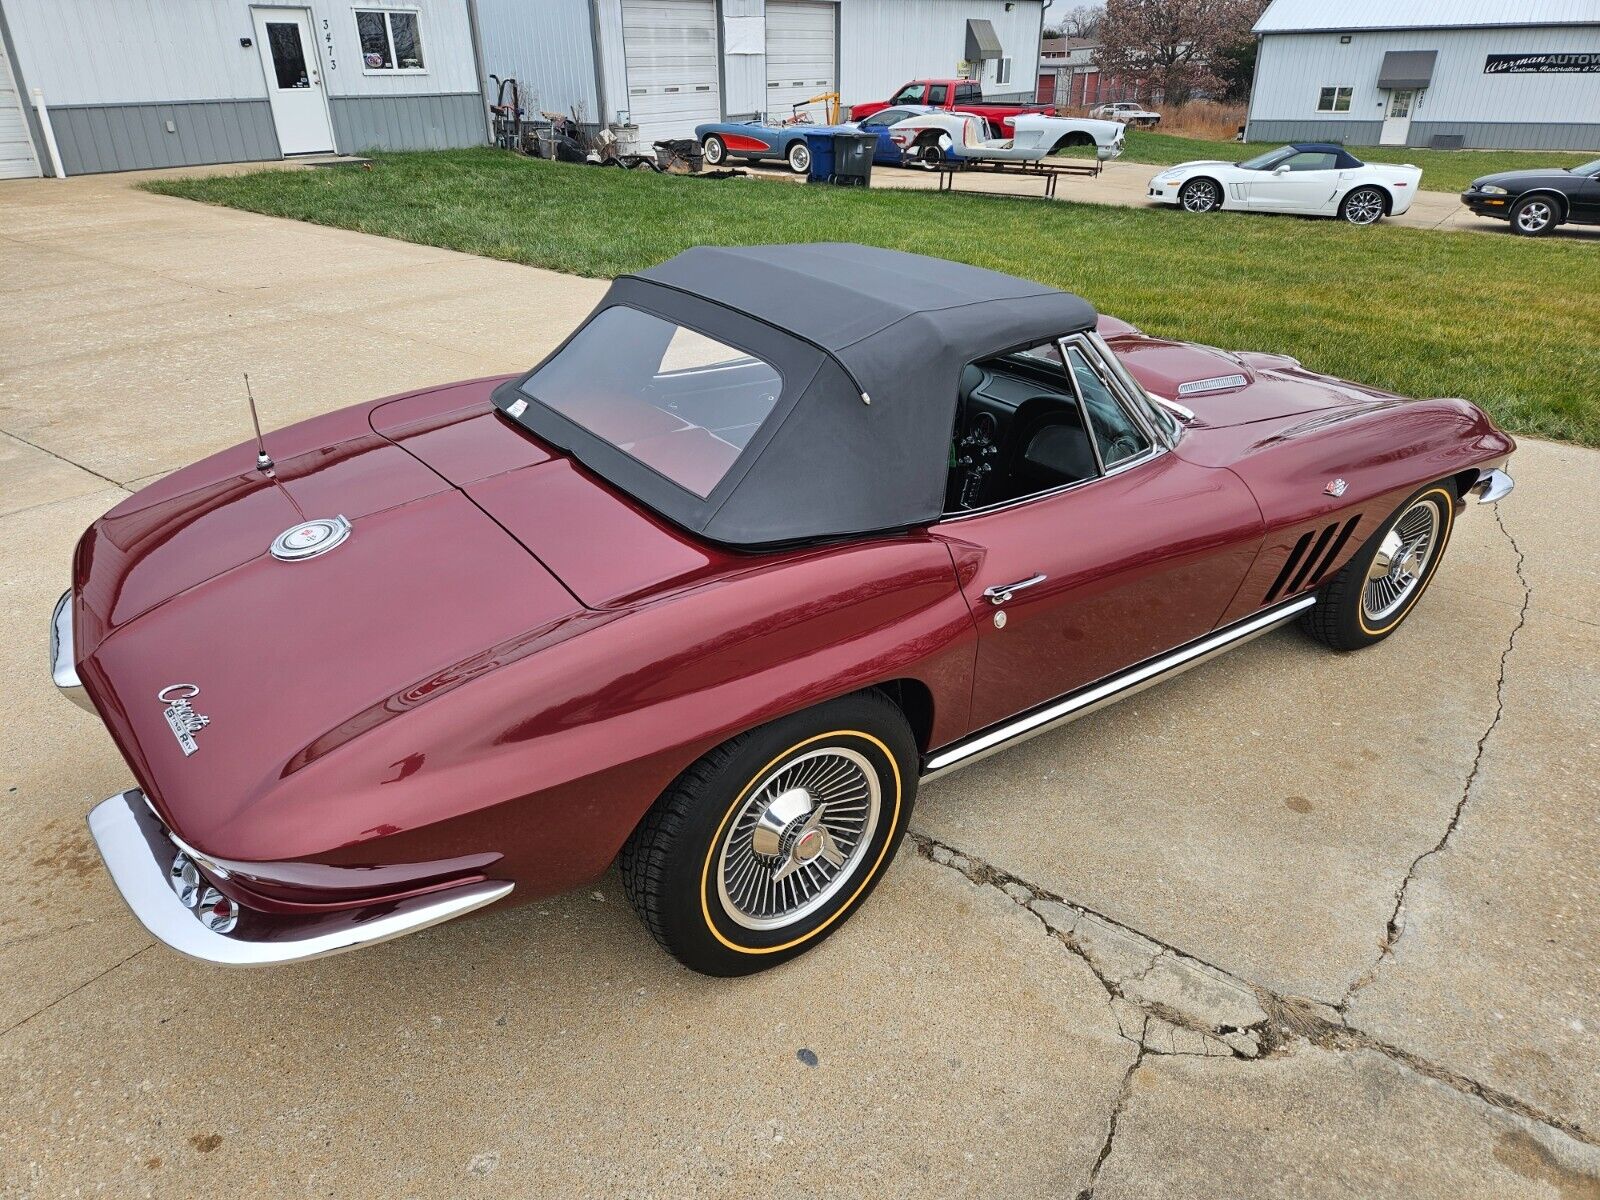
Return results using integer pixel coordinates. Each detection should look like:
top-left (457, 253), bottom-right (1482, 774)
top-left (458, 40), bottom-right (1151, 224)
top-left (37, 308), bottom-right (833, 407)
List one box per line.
top-left (983, 574), bottom-right (1046, 605)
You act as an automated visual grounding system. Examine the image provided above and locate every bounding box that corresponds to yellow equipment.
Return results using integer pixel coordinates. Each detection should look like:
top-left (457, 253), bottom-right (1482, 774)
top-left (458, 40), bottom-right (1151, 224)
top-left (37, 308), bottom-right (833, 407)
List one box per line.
top-left (784, 91), bottom-right (841, 126)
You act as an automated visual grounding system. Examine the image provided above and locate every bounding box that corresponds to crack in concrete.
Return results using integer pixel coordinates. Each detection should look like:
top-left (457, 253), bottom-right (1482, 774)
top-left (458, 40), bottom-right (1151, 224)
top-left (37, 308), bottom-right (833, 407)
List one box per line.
top-left (911, 828), bottom-right (1597, 1149)
top-left (1341, 504), bottom-right (1532, 1008)
top-left (1076, 1027), bottom-right (1147, 1200)
top-left (0, 941), bottom-right (154, 1041)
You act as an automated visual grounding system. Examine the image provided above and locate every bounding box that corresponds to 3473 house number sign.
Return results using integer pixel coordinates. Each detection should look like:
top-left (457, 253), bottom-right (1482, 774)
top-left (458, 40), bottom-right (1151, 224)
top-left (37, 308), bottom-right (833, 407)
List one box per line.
top-left (322, 18), bottom-right (337, 70)
top-left (1484, 52), bottom-right (1599, 74)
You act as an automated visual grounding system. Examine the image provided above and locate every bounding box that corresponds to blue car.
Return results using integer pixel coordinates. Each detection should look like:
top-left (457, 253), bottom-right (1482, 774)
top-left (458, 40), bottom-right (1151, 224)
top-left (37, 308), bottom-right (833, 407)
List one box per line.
top-left (696, 106), bottom-right (937, 173)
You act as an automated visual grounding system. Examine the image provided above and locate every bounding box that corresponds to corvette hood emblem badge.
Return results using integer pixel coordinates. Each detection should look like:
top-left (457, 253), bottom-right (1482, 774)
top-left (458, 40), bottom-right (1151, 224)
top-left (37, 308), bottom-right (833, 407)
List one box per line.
top-left (158, 684), bottom-right (210, 757)
top-left (1325, 478), bottom-right (1349, 497)
top-left (271, 515), bottom-right (351, 562)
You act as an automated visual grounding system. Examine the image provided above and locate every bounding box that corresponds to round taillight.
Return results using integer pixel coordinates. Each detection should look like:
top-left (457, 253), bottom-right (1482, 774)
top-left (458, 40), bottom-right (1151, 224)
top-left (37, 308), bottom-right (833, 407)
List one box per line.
top-left (168, 853), bottom-right (202, 908)
top-left (196, 887), bottom-right (239, 934)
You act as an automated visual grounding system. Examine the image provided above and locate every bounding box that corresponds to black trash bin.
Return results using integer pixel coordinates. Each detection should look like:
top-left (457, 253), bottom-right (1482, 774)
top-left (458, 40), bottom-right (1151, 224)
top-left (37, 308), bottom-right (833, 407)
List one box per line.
top-left (830, 131), bottom-right (876, 186)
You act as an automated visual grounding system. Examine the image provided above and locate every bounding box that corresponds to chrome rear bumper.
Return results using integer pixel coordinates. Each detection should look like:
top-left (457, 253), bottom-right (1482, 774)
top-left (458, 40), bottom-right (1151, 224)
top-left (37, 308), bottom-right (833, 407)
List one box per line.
top-left (51, 590), bottom-right (94, 712)
top-left (1470, 467), bottom-right (1514, 504)
top-left (87, 790), bottom-right (512, 967)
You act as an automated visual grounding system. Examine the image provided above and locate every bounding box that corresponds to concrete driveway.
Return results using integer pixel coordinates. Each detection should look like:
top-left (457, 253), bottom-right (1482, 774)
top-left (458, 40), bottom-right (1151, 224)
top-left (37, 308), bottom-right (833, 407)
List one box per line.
top-left (2, 173), bottom-right (1597, 1198)
top-left (750, 155), bottom-right (1600, 240)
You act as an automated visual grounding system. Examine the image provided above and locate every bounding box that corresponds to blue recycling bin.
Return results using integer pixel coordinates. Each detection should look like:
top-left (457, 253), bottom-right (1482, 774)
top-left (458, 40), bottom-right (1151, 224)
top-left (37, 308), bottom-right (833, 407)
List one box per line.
top-left (804, 131), bottom-right (835, 183)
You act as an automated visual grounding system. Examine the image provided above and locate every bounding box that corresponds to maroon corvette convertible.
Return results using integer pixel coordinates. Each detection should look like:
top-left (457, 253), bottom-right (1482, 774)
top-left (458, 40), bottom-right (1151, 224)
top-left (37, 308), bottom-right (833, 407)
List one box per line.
top-left (55, 244), bottom-right (1514, 976)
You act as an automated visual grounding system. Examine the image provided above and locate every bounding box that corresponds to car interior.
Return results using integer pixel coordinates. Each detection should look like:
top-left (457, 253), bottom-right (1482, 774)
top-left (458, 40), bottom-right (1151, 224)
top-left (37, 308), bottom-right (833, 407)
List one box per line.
top-left (945, 338), bottom-right (1152, 513)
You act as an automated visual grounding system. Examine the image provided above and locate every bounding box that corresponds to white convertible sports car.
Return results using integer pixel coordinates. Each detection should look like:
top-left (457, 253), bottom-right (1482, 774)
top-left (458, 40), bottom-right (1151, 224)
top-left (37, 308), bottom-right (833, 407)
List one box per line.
top-left (1147, 142), bottom-right (1422, 225)
top-left (890, 111), bottom-right (1125, 167)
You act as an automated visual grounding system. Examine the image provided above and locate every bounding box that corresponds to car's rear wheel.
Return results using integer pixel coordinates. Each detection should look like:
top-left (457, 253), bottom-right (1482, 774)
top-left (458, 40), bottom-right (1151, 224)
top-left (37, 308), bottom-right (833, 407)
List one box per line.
top-left (1510, 195), bottom-right (1557, 236)
top-left (619, 691), bottom-right (918, 976)
top-left (786, 140), bottom-right (811, 174)
top-left (1299, 483), bottom-right (1456, 651)
top-left (1339, 186), bottom-right (1387, 226)
top-left (1180, 177), bottom-right (1222, 213)
top-left (701, 134), bottom-right (726, 166)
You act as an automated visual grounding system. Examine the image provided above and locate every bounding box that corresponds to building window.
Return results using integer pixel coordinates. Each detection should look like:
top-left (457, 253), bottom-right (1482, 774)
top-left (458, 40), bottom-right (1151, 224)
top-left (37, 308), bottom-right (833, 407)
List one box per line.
top-left (356, 9), bottom-right (425, 72)
top-left (1316, 86), bottom-right (1352, 113)
top-left (996, 57), bottom-right (1012, 86)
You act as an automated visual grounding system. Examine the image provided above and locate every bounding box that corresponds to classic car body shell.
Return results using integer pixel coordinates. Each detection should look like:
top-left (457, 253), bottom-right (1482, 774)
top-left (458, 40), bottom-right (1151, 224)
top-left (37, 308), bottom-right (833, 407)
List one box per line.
top-left (62, 249), bottom-right (1513, 965)
top-left (892, 112), bottom-right (1125, 164)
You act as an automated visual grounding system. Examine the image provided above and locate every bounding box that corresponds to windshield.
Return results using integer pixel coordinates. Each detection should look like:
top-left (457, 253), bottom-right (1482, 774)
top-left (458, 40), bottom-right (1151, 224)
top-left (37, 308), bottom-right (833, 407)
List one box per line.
top-left (1237, 145), bottom-right (1295, 171)
top-left (1573, 158), bottom-right (1600, 176)
top-left (519, 306), bottom-right (782, 499)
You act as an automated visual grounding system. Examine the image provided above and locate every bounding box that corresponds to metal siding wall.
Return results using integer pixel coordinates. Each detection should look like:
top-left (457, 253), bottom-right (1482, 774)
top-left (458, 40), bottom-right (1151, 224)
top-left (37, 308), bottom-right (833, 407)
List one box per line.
top-left (837, 0), bottom-right (1042, 112)
top-left (1242, 118), bottom-right (1386, 144)
top-left (2, 0), bottom-right (477, 104)
top-left (723, 0), bottom-right (768, 119)
top-left (471, 0), bottom-right (600, 119)
top-left (1409, 120), bottom-right (1600, 150)
top-left (328, 91), bottom-right (484, 149)
top-left (593, 0), bottom-right (629, 125)
top-left (1251, 26), bottom-right (1600, 129)
top-left (48, 100), bottom-right (281, 174)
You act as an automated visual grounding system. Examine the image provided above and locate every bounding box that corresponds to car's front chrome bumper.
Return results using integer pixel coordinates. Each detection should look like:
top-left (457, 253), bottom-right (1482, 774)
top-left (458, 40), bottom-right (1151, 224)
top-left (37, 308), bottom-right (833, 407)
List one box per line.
top-left (50, 590), bottom-right (94, 712)
top-left (1470, 467), bottom-right (1514, 504)
top-left (87, 789), bottom-right (513, 967)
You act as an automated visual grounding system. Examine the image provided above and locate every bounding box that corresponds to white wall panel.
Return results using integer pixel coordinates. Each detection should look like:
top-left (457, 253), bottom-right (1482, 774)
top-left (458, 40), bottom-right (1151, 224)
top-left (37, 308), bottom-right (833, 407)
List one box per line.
top-left (473, 0), bottom-right (599, 120)
top-left (1252, 25), bottom-right (1600, 127)
top-left (3, 0), bottom-right (477, 106)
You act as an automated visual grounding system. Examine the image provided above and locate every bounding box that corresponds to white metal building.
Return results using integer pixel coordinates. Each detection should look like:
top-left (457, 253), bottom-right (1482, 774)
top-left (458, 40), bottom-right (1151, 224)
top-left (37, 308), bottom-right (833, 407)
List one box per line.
top-left (1246, 0), bottom-right (1600, 150)
top-left (0, 0), bottom-right (488, 177)
top-left (472, 0), bottom-right (1044, 143)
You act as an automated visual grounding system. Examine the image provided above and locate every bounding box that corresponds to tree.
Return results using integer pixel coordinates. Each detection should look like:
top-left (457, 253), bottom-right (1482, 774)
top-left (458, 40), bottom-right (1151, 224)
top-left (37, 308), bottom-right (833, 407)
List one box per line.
top-left (1054, 5), bottom-right (1106, 40)
top-left (1095, 0), bottom-right (1267, 105)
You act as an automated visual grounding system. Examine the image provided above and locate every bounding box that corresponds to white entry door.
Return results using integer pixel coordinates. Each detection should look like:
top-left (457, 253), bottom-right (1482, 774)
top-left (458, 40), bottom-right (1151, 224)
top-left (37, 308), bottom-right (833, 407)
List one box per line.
top-left (253, 8), bottom-right (335, 155)
top-left (1379, 88), bottom-right (1415, 147)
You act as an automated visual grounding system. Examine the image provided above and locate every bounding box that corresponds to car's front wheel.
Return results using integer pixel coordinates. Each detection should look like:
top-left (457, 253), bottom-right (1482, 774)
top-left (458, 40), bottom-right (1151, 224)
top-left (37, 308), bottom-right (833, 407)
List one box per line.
top-left (1179, 177), bottom-right (1222, 213)
top-left (1299, 483), bottom-right (1457, 651)
top-left (701, 134), bottom-right (726, 166)
top-left (1339, 186), bottom-right (1388, 226)
top-left (786, 139), bottom-right (811, 174)
top-left (619, 691), bottom-right (918, 975)
top-left (1510, 195), bottom-right (1558, 236)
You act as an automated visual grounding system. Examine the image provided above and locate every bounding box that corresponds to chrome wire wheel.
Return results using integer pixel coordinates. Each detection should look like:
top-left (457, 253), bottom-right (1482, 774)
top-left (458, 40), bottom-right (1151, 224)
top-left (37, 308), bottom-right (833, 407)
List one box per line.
top-left (716, 746), bottom-right (881, 931)
top-left (1343, 187), bottom-right (1385, 225)
top-left (1515, 199), bottom-right (1554, 233)
top-left (1363, 500), bottom-right (1441, 623)
top-left (1181, 179), bottom-right (1220, 212)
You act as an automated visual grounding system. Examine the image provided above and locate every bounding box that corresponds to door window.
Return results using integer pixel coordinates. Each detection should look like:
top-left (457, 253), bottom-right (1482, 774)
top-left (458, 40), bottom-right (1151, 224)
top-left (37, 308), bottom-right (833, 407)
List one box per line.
top-left (891, 84), bottom-right (924, 104)
top-left (928, 84), bottom-right (949, 104)
top-left (265, 22), bottom-right (310, 89)
top-left (1282, 150), bottom-right (1338, 171)
top-left (957, 81), bottom-right (982, 101)
top-left (1064, 346), bottom-right (1151, 466)
top-left (1388, 89), bottom-right (1413, 118)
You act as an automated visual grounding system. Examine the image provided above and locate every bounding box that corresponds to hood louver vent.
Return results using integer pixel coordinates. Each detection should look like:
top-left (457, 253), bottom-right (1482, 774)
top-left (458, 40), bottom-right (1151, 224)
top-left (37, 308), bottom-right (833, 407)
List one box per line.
top-left (1263, 515), bottom-right (1361, 604)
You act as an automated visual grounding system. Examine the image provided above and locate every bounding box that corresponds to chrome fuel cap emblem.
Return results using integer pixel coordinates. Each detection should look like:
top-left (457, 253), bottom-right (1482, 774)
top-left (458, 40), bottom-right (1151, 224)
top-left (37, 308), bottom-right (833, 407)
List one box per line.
top-left (271, 515), bottom-right (351, 561)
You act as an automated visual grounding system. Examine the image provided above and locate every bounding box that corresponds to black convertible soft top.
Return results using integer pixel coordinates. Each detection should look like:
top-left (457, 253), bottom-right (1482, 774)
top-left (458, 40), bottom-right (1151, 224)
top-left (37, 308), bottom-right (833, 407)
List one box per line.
top-left (494, 243), bottom-right (1096, 548)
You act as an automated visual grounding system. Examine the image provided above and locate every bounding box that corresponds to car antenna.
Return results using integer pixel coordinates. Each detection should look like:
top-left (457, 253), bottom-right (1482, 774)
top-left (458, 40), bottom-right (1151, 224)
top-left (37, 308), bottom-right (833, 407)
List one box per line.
top-left (243, 373), bottom-right (274, 475)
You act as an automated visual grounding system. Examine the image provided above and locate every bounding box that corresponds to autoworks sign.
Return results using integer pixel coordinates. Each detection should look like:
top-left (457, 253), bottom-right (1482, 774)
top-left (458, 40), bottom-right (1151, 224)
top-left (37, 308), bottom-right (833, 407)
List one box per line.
top-left (1484, 52), bottom-right (1600, 74)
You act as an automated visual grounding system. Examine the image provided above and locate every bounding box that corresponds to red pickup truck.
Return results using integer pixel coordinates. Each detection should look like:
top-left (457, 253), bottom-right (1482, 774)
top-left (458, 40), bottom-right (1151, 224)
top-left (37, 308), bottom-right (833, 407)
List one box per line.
top-left (849, 79), bottom-right (1051, 136)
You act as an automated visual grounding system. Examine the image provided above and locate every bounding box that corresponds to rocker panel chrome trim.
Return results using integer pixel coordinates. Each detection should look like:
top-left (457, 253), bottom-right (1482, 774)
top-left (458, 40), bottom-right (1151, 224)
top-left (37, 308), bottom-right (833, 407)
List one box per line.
top-left (921, 595), bottom-right (1316, 780)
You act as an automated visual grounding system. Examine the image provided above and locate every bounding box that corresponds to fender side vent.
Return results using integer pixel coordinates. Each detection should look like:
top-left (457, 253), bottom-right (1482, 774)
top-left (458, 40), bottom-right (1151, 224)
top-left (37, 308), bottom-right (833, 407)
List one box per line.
top-left (1263, 514), bottom-right (1362, 603)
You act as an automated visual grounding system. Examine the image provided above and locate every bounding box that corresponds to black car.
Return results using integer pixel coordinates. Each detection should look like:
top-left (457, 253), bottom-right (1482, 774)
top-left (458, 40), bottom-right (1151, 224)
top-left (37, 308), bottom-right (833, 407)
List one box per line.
top-left (1460, 158), bottom-right (1600, 236)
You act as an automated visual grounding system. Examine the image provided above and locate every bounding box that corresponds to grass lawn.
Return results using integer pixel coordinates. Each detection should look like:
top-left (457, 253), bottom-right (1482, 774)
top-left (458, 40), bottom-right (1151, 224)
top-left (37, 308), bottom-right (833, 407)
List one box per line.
top-left (145, 149), bottom-right (1599, 447)
top-left (1061, 130), bottom-right (1600, 194)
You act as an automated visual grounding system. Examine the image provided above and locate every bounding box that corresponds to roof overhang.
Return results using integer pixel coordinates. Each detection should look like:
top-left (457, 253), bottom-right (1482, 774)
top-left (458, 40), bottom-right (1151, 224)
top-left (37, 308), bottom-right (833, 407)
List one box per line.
top-left (966, 19), bottom-right (1003, 61)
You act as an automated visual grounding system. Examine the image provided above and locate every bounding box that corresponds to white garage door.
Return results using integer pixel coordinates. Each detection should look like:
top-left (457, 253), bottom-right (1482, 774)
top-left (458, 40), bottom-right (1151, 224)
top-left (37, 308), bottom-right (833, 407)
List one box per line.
top-left (0, 35), bottom-right (41, 179)
top-left (622, 0), bottom-right (721, 142)
top-left (765, 1), bottom-right (836, 122)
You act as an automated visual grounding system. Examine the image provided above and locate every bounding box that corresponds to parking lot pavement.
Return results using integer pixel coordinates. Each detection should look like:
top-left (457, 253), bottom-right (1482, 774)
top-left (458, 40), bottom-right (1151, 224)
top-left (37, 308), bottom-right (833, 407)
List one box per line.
top-left (3, 174), bottom-right (1597, 1196)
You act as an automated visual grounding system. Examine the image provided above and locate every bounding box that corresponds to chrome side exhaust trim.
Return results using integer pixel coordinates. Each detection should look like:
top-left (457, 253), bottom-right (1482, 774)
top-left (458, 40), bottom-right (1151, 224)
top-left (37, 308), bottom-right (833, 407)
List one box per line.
top-left (921, 595), bottom-right (1317, 781)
